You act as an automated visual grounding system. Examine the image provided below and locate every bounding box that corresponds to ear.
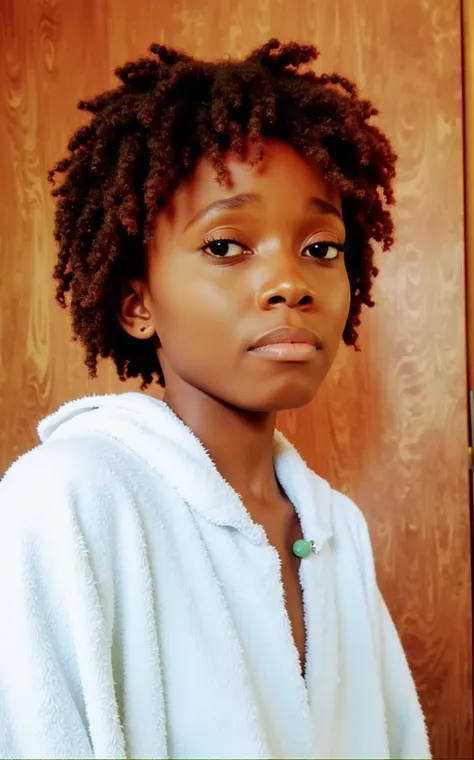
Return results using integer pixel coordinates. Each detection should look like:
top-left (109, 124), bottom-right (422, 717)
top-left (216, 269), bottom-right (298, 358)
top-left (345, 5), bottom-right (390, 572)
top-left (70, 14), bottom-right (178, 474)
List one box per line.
top-left (116, 279), bottom-right (156, 340)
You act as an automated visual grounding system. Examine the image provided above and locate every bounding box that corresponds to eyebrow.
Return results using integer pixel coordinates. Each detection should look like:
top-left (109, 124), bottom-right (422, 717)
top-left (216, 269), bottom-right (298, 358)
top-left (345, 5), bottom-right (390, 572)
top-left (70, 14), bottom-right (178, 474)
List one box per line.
top-left (183, 193), bottom-right (261, 231)
top-left (308, 197), bottom-right (343, 221)
top-left (183, 192), bottom-right (343, 231)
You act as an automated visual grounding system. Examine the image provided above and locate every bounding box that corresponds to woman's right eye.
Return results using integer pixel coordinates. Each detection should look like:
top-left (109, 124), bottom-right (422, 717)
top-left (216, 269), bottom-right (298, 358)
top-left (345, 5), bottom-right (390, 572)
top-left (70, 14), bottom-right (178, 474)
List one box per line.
top-left (201, 238), bottom-right (250, 258)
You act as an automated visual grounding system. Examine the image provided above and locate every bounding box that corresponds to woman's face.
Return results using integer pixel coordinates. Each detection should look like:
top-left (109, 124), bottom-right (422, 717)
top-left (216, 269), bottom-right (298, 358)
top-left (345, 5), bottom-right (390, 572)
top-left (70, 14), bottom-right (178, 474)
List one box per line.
top-left (122, 139), bottom-right (351, 412)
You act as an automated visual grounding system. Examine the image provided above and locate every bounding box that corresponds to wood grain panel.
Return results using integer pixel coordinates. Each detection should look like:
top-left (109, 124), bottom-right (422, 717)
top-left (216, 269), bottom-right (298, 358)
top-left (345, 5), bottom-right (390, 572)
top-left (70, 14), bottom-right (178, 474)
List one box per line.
top-left (0, 0), bottom-right (116, 466)
top-left (0, 0), bottom-right (471, 756)
top-left (463, 0), bottom-right (474, 388)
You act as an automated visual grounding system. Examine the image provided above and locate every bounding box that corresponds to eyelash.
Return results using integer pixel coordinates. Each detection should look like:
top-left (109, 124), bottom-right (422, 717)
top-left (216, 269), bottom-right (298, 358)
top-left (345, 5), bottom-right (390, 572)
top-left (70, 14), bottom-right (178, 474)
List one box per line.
top-left (201, 235), bottom-right (249, 253)
top-left (200, 235), bottom-right (349, 261)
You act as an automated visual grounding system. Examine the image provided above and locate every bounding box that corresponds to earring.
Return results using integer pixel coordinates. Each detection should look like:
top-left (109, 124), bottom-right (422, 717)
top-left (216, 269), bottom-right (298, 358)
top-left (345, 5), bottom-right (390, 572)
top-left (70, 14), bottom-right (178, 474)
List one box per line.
top-left (140, 326), bottom-right (148, 333)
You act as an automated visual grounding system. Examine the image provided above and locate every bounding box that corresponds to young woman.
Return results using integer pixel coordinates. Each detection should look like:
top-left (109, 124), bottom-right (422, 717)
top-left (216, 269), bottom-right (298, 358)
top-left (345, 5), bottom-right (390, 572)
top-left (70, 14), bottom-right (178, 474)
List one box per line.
top-left (0, 39), bottom-right (430, 759)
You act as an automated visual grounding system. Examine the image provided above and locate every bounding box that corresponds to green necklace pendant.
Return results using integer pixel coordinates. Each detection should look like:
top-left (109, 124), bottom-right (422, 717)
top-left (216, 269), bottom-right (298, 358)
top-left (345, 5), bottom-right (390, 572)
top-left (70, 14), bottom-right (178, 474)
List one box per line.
top-left (292, 539), bottom-right (314, 558)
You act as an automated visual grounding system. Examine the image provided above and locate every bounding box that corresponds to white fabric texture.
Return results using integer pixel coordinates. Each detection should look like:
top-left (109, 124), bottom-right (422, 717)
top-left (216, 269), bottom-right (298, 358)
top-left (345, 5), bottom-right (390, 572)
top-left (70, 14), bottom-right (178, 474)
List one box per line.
top-left (0, 391), bottom-right (430, 759)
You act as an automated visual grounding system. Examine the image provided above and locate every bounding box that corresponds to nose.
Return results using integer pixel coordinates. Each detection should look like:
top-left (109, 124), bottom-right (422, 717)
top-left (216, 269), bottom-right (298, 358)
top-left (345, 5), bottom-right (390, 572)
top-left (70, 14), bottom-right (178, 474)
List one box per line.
top-left (256, 274), bottom-right (316, 311)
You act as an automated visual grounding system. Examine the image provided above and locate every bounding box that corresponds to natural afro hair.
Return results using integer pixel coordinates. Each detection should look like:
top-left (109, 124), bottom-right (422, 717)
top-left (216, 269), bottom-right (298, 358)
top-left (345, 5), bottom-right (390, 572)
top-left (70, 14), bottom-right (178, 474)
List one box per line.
top-left (48, 38), bottom-right (397, 389)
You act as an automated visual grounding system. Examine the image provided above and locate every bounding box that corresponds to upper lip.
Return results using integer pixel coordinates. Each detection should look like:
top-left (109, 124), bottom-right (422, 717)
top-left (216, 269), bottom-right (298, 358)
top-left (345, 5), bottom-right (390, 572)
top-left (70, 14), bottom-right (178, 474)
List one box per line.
top-left (250, 327), bottom-right (322, 350)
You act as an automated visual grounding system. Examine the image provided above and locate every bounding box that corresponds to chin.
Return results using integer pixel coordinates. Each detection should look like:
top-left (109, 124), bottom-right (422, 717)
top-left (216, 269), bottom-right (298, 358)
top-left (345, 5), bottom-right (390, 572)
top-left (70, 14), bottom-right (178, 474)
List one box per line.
top-left (237, 381), bottom-right (320, 414)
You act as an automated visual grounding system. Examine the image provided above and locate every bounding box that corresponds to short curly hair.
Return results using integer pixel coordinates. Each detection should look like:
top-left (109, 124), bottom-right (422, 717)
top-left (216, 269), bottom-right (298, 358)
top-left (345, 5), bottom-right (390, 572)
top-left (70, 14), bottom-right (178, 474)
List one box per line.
top-left (48, 38), bottom-right (397, 388)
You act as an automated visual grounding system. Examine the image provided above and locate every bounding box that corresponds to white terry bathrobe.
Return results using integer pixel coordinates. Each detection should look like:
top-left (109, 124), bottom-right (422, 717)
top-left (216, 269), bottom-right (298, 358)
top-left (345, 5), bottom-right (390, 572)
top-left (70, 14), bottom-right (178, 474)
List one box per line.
top-left (0, 392), bottom-right (430, 759)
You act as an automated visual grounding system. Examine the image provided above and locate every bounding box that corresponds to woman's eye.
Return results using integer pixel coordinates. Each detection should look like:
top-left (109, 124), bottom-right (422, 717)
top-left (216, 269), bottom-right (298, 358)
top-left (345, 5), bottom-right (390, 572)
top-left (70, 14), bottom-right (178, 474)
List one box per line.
top-left (303, 242), bottom-right (344, 260)
top-left (202, 238), bottom-right (248, 258)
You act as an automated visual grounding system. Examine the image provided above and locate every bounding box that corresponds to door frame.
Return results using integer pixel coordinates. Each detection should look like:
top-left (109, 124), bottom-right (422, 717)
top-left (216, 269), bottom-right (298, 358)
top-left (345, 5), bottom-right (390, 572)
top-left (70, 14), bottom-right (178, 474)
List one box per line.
top-left (462, 0), bottom-right (474, 742)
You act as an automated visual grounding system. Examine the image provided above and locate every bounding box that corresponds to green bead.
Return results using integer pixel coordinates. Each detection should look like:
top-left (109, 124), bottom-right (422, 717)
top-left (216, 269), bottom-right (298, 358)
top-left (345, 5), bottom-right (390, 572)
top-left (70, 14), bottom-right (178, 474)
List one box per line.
top-left (292, 539), bottom-right (313, 558)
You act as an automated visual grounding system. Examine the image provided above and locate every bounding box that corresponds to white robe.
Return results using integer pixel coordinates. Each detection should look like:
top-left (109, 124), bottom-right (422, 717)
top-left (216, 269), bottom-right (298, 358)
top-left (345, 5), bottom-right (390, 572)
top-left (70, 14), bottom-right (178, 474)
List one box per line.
top-left (0, 392), bottom-right (430, 759)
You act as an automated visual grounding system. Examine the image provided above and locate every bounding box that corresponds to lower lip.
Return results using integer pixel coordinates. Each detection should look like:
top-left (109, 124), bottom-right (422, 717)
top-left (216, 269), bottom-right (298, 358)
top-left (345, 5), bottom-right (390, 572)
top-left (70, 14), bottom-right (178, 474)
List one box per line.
top-left (249, 343), bottom-right (319, 361)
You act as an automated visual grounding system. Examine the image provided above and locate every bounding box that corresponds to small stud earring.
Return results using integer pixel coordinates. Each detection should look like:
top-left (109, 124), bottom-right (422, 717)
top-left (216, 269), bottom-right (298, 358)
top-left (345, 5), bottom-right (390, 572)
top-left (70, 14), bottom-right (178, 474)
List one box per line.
top-left (140, 326), bottom-right (148, 333)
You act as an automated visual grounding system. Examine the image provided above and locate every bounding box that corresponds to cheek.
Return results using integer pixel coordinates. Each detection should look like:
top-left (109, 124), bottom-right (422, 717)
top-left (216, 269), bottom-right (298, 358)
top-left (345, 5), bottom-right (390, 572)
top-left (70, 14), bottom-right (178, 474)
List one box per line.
top-left (150, 271), bottom-right (235, 357)
top-left (322, 269), bottom-right (351, 333)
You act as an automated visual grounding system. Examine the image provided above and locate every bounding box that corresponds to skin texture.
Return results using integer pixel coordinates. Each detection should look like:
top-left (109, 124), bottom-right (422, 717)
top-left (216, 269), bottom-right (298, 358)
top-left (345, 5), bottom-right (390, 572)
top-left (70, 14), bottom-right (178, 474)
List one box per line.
top-left (118, 139), bottom-right (351, 675)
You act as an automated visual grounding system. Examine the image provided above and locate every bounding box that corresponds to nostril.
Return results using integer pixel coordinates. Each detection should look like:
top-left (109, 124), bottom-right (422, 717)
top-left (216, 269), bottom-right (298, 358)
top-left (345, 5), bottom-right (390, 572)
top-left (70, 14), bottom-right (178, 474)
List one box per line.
top-left (266, 293), bottom-right (313, 306)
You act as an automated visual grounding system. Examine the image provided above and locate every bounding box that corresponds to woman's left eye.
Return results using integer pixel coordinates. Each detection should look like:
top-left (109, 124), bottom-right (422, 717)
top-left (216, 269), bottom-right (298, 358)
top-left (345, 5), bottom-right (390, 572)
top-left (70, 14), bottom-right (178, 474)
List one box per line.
top-left (201, 238), bottom-right (249, 258)
top-left (303, 242), bottom-right (347, 260)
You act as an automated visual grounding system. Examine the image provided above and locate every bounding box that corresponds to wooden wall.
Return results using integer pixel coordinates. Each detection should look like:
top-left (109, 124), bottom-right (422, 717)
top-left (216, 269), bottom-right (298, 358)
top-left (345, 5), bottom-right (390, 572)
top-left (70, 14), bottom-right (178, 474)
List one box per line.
top-left (0, 0), bottom-right (472, 756)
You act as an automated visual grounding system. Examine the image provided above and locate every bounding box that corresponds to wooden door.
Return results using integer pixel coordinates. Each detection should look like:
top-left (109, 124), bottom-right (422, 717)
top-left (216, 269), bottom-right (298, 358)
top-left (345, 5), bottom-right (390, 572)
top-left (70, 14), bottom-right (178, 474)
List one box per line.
top-left (1, 0), bottom-right (471, 756)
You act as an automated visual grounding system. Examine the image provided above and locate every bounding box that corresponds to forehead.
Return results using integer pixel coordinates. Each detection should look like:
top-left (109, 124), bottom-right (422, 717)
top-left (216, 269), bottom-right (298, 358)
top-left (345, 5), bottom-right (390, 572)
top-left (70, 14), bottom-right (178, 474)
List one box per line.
top-left (166, 139), bottom-right (342, 224)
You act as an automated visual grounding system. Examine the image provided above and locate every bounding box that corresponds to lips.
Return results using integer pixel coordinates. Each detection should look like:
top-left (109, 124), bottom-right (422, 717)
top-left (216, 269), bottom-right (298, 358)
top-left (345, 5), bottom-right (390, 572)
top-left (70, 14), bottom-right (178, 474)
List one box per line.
top-left (249, 326), bottom-right (322, 351)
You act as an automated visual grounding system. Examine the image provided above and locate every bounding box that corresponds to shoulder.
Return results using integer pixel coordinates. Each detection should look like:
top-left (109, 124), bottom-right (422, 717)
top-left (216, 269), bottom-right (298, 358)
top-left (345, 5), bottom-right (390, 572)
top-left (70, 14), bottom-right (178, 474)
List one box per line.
top-left (0, 434), bottom-right (144, 552)
top-left (305, 463), bottom-right (370, 544)
top-left (307, 467), bottom-right (376, 576)
top-left (328, 484), bottom-right (379, 598)
top-left (1, 432), bottom-right (131, 499)
top-left (276, 430), bottom-right (371, 550)
top-left (329, 485), bottom-right (372, 548)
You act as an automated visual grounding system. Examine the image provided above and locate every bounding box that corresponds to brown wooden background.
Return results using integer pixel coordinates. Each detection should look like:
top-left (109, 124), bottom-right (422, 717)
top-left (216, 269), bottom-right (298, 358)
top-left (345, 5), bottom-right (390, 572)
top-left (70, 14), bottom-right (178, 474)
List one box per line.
top-left (0, 0), bottom-right (472, 757)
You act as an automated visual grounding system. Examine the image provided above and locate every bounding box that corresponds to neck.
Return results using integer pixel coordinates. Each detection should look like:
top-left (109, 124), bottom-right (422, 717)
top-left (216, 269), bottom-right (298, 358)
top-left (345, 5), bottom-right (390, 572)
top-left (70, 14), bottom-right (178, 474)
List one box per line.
top-left (162, 384), bottom-right (282, 507)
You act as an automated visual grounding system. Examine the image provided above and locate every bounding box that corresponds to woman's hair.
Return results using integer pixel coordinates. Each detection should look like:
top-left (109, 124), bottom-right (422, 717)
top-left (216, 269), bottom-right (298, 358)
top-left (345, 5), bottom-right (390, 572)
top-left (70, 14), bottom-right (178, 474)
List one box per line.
top-left (48, 39), bottom-right (397, 388)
